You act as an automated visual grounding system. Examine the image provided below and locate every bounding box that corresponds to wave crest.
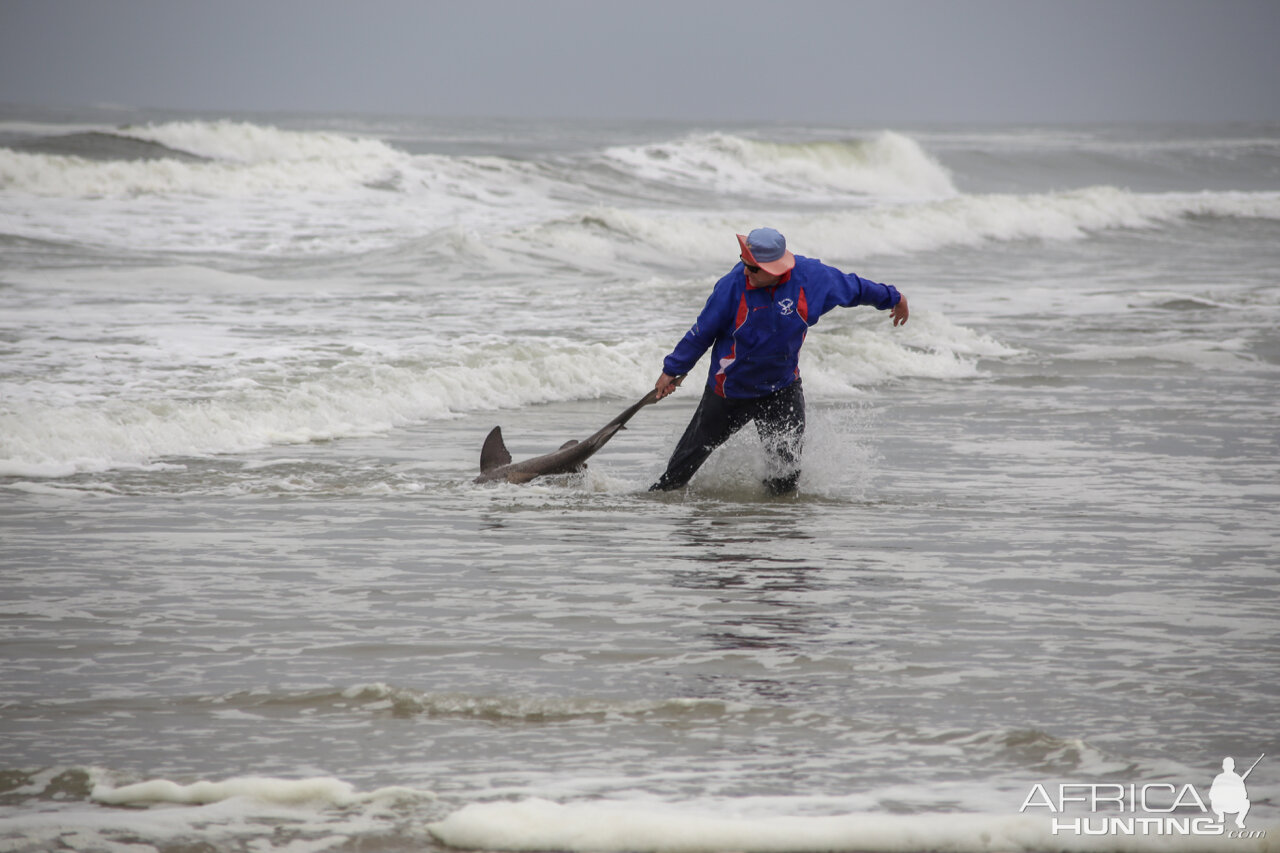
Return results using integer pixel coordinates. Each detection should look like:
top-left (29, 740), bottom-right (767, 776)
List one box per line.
top-left (601, 131), bottom-right (957, 200)
top-left (123, 119), bottom-right (402, 165)
top-left (526, 186), bottom-right (1280, 270)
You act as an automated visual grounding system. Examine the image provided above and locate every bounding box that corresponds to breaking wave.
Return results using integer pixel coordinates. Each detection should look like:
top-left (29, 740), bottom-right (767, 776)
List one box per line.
top-left (3, 119), bottom-right (1276, 262)
top-left (0, 304), bottom-right (1005, 478)
top-left (599, 130), bottom-right (958, 200)
top-left (488, 186), bottom-right (1280, 271)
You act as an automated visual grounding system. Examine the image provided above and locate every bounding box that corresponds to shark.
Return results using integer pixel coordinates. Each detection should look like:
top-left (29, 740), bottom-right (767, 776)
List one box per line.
top-left (474, 378), bottom-right (682, 485)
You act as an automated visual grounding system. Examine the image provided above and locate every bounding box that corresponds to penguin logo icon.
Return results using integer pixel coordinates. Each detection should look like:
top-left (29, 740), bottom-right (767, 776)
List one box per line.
top-left (1210, 754), bottom-right (1263, 829)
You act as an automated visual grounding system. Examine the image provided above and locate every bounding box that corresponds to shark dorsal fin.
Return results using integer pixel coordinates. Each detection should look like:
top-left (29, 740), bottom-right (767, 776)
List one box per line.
top-left (558, 439), bottom-right (579, 450)
top-left (480, 426), bottom-right (512, 473)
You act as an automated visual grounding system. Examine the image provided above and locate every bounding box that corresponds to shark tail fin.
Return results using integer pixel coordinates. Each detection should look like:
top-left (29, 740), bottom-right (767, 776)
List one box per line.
top-left (480, 426), bottom-right (513, 473)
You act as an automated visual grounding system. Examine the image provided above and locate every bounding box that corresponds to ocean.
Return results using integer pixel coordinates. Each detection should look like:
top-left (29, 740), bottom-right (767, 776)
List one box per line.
top-left (1, 106), bottom-right (1277, 852)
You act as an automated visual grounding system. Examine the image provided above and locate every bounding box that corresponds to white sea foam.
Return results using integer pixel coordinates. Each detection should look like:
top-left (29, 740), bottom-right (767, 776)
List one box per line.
top-left (1, 261), bottom-right (1008, 478)
top-left (428, 798), bottom-right (1279, 852)
top-left (0, 119), bottom-right (560, 204)
top-left (0, 306), bottom-right (1003, 477)
top-left (90, 774), bottom-right (431, 807)
top-left (797, 308), bottom-right (1016, 396)
top-left (5, 119), bottom-right (1276, 261)
top-left (123, 119), bottom-right (400, 164)
top-left (0, 336), bottom-right (667, 477)
top-left (795, 186), bottom-right (1280, 260)
top-left (495, 186), bottom-right (1280, 276)
top-left (0, 144), bottom-right (404, 197)
top-left (600, 131), bottom-right (958, 200)
top-left (0, 119), bottom-right (568, 262)
top-left (0, 771), bottom-right (435, 853)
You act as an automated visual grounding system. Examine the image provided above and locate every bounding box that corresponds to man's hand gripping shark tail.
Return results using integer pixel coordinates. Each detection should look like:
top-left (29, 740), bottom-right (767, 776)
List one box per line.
top-left (474, 376), bottom-right (685, 485)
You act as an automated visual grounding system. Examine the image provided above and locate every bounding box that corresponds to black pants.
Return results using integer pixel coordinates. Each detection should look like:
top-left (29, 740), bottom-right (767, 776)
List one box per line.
top-left (650, 380), bottom-right (806, 495)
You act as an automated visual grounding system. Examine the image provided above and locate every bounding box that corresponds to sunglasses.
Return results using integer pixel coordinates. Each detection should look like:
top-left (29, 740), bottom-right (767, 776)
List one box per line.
top-left (741, 256), bottom-right (762, 274)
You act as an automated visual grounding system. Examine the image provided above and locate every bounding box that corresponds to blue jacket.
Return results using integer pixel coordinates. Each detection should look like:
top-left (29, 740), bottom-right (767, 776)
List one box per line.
top-left (662, 256), bottom-right (901, 399)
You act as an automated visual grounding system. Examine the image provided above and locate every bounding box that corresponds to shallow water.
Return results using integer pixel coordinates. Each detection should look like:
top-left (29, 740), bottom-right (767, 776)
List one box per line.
top-left (1, 109), bottom-right (1278, 851)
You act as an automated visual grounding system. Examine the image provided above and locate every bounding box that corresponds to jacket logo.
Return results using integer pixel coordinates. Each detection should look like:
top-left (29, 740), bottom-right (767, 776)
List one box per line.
top-left (778, 298), bottom-right (795, 316)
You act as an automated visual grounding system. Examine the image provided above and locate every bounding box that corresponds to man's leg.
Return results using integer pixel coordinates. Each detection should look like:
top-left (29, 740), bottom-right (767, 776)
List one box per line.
top-left (754, 380), bottom-right (805, 495)
top-left (649, 388), bottom-right (748, 491)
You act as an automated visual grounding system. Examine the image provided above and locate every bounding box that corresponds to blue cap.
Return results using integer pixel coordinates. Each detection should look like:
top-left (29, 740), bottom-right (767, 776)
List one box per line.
top-left (748, 228), bottom-right (787, 262)
top-left (736, 227), bottom-right (796, 275)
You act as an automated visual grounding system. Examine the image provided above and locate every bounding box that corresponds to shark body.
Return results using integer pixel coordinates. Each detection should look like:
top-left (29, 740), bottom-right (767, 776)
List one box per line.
top-left (474, 382), bottom-right (679, 484)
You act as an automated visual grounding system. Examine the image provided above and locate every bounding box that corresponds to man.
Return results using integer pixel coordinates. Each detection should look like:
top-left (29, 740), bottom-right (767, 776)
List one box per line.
top-left (649, 227), bottom-right (908, 494)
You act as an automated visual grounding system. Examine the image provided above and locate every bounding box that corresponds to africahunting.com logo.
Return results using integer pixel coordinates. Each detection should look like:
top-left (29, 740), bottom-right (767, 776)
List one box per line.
top-left (1020, 754), bottom-right (1266, 839)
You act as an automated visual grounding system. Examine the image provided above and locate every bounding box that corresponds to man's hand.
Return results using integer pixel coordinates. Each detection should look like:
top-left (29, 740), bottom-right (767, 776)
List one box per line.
top-left (654, 373), bottom-right (683, 400)
top-left (891, 294), bottom-right (909, 327)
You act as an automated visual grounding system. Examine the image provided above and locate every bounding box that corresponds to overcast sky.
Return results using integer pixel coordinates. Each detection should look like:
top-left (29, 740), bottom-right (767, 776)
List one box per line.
top-left (1, 0), bottom-right (1277, 123)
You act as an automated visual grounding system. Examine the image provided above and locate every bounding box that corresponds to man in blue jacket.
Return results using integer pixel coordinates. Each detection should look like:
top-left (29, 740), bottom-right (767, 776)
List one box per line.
top-left (649, 227), bottom-right (909, 494)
